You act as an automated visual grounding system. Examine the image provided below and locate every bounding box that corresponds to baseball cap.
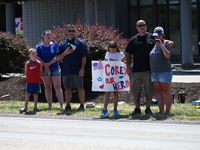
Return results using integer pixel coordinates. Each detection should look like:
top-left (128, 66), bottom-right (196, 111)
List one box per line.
top-left (153, 26), bottom-right (164, 37)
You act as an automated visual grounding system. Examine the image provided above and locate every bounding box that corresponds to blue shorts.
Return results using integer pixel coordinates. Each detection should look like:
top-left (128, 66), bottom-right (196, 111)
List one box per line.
top-left (151, 71), bottom-right (173, 83)
top-left (42, 66), bottom-right (61, 76)
top-left (26, 83), bottom-right (41, 94)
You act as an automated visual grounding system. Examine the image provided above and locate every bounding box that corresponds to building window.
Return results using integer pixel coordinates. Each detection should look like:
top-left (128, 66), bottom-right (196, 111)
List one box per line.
top-left (140, 0), bottom-right (153, 5)
top-left (169, 5), bottom-right (180, 56)
top-left (192, 4), bottom-right (199, 55)
top-left (157, 0), bottom-right (167, 5)
top-left (130, 0), bottom-right (137, 6)
top-left (139, 7), bottom-right (153, 32)
top-left (129, 0), bottom-right (200, 59)
top-left (169, 0), bottom-right (179, 4)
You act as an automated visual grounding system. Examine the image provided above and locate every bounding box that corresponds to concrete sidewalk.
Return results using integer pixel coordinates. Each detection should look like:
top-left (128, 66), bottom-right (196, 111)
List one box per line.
top-left (172, 64), bottom-right (200, 83)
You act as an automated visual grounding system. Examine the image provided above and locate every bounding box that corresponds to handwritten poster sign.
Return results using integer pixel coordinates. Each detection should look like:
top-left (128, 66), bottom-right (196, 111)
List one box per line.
top-left (92, 61), bottom-right (130, 91)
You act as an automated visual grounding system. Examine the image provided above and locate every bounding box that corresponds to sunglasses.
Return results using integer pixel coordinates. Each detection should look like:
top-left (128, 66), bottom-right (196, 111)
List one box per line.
top-left (68, 30), bottom-right (75, 32)
top-left (137, 24), bottom-right (146, 27)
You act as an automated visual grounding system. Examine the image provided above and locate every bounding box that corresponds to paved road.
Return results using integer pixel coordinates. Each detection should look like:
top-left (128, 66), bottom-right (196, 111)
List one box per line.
top-left (172, 74), bottom-right (200, 83)
top-left (0, 117), bottom-right (199, 150)
top-left (172, 69), bottom-right (200, 83)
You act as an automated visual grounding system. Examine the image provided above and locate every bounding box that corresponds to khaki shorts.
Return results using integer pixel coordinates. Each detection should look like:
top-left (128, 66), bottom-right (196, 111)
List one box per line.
top-left (62, 75), bottom-right (84, 89)
top-left (130, 71), bottom-right (154, 94)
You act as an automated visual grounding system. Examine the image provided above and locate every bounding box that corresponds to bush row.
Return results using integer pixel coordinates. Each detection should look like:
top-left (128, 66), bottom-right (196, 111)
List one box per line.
top-left (0, 22), bottom-right (128, 93)
top-left (0, 31), bottom-right (29, 74)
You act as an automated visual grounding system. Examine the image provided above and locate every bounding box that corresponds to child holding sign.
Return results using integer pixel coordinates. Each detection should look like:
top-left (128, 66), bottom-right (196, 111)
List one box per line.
top-left (100, 41), bottom-right (125, 118)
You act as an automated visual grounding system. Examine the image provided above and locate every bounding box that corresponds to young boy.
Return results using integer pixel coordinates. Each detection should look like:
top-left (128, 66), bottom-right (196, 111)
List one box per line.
top-left (19, 48), bottom-right (42, 113)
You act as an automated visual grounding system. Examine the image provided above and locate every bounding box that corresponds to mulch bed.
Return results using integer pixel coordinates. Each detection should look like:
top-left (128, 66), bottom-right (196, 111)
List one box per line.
top-left (0, 76), bottom-right (199, 103)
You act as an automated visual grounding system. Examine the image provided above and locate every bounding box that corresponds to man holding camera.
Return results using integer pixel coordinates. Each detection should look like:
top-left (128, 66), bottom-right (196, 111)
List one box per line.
top-left (125, 20), bottom-right (173, 115)
top-left (56, 24), bottom-right (88, 111)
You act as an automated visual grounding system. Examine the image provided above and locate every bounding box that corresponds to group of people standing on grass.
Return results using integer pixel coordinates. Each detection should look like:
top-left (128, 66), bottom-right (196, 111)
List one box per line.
top-left (20, 20), bottom-right (174, 117)
top-left (20, 24), bottom-right (88, 112)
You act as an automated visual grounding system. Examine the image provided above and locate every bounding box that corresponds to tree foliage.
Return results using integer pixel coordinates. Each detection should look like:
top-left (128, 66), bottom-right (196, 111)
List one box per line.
top-left (0, 32), bottom-right (29, 75)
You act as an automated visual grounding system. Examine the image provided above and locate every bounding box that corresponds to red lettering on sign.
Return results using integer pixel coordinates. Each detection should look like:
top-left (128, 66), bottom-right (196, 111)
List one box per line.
top-left (105, 64), bottom-right (110, 76)
top-left (114, 66), bottom-right (120, 75)
top-left (105, 77), bottom-right (115, 84)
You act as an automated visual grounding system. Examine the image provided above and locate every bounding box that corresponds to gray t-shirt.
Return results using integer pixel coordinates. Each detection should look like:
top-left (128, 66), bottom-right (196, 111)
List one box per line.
top-left (149, 40), bottom-right (172, 72)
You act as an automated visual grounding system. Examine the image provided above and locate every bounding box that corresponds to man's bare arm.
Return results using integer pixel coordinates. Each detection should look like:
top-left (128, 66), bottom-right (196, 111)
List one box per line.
top-left (125, 52), bottom-right (132, 76)
top-left (57, 47), bottom-right (73, 61)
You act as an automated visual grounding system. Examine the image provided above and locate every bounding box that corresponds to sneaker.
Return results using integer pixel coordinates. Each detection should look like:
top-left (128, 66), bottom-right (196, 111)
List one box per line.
top-left (113, 109), bottom-right (119, 116)
top-left (19, 107), bottom-right (26, 113)
top-left (65, 105), bottom-right (71, 111)
top-left (46, 107), bottom-right (52, 110)
top-left (100, 109), bottom-right (109, 118)
top-left (78, 104), bottom-right (85, 111)
top-left (164, 112), bottom-right (170, 116)
top-left (129, 108), bottom-right (141, 115)
top-left (145, 108), bottom-right (153, 114)
top-left (33, 107), bottom-right (39, 111)
top-left (60, 105), bottom-right (65, 111)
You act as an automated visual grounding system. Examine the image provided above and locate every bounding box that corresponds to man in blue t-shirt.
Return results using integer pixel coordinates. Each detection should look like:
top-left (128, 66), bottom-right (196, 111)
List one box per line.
top-left (57, 24), bottom-right (89, 111)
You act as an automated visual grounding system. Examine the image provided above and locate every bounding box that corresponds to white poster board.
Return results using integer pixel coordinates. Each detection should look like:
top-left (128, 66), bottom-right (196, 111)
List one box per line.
top-left (91, 61), bottom-right (130, 91)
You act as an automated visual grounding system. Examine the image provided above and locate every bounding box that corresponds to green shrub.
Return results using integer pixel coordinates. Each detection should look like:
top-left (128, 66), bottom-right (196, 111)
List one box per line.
top-left (51, 22), bottom-right (128, 91)
top-left (16, 31), bottom-right (23, 38)
top-left (0, 32), bottom-right (29, 75)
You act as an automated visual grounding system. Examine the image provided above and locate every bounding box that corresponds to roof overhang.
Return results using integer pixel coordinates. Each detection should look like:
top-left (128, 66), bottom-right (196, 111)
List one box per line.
top-left (0, 0), bottom-right (29, 4)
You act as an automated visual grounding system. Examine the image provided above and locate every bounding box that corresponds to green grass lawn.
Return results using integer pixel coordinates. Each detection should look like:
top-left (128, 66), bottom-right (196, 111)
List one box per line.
top-left (0, 100), bottom-right (200, 120)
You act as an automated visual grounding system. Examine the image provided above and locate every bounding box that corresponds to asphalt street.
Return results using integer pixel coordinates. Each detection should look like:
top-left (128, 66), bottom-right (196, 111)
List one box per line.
top-left (0, 116), bottom-right (200, 150)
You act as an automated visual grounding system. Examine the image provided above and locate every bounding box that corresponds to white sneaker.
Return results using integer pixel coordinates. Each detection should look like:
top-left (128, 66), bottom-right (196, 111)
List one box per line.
top-left (60, 105), bottom-right (65, 111)
top-left (19, 107), bottom-right (27, 113)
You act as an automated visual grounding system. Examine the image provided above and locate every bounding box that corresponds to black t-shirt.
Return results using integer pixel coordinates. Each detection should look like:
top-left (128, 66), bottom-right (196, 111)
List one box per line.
top-left (125, 32), bottom-right (154, 72)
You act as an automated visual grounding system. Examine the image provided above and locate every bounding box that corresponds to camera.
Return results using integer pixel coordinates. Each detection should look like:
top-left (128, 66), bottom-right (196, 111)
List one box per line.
top-left (156, 40), bottom-right (160, 44)
top-left (150, 39), bottom-right (160, 44)
top-left (150, 39), bottom-right (156, 44)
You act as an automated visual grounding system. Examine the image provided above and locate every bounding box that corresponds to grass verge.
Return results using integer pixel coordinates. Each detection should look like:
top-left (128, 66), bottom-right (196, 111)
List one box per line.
top-left (0, 101), bottom-right (200, 120)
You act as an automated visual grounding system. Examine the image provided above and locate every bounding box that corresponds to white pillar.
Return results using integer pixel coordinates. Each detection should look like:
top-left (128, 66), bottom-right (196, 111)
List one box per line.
top-left (93, 0), bottom-right (98, 23)
top-left (6, 2), bottom-right (15, 34)
top-left (180, 0), bottom-right (193, 68)
top-left (85, 0), bottom-right (98, 24)
top-left (85, 0), bottom-right (93, 24)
